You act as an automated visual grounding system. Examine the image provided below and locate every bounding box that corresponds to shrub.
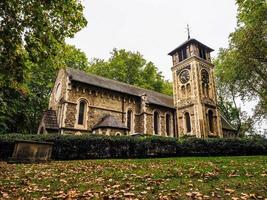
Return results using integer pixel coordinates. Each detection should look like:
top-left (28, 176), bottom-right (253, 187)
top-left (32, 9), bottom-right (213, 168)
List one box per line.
top-left (0, 134), bottom-right (266, 160)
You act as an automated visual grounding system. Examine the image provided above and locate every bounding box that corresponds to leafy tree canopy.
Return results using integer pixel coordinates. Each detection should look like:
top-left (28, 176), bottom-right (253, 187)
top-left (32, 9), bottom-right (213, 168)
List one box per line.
top-left (0, 0), bottom-right (87, 133)
top-left (87, 48), bottom-right (173, 96)
top-left (0, 0), bottom-right (87, 86)
top-left (214, 0), bottom-right (267, 134)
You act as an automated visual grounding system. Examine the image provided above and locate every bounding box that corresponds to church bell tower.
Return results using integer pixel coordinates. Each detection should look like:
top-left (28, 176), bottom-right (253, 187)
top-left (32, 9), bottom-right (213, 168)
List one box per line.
top-left (169, 37), bottom-right (223, 138)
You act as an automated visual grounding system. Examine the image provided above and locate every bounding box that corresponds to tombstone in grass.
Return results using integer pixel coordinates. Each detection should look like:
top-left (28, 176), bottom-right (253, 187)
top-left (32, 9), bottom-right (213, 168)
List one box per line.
top-left (8, 140), bottom-right (53, 163)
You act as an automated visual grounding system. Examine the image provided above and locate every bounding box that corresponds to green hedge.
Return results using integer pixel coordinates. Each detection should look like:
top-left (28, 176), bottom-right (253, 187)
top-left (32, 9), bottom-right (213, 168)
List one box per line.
top-left (0, 134), bottom-right (266, 160)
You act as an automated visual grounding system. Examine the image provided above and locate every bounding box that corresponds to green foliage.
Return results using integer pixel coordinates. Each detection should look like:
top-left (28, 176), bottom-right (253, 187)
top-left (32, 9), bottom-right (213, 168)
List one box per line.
top-left (214, 49), bottom-right (242, 135)
top-left (214, 0), bottom-right (267, 123)
top-left (214, 0), bottom-right (267, 134)
top-left (87, 49), bottom-right (173, 96)
top-left (231, 0), bottom-right (267, 119)
top-left (0, 0), bottom-right (87, 86)
top-left (58, 44), bottom-right (89, 71)
top-left (1, 134), bottom-right (266, 160)
top-left (0, 0), bottom-right (88, 133)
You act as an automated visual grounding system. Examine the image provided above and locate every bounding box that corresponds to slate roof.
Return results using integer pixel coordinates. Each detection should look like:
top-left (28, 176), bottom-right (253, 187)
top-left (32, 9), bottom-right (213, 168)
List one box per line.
top-left (168, 38), bottom-right (214, 56)
top-left (42, 110), bottom-right (59, 130)
top-left (66, 67), bottom-right (174, 109)
top-left (220, 114), bottom-right (237, 131)
top-left (92, 115), bottom-right (129, 130)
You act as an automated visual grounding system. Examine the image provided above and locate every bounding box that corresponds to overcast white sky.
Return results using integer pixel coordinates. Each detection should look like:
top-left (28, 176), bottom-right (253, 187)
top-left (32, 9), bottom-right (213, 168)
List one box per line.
top-left (67, 0), bottom-right (237, 80)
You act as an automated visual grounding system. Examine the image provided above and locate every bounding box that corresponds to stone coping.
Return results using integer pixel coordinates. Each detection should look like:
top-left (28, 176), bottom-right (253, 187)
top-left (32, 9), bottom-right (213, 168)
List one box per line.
top-left (14, 140), bottom-right (54, 145)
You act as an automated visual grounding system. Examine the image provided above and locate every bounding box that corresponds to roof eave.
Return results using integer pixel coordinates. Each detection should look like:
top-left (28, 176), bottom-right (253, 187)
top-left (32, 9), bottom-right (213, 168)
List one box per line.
top-left (168, 38), bottom-right (214, 56)
top-left (92, 126), bottom-right (129, 130)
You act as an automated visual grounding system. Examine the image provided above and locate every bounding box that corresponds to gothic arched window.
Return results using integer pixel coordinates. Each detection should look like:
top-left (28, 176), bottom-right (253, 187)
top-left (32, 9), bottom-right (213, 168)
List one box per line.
top-left (208, 110), bottom-right (214, 133)
top-left (201, 69), bottom-right (209, 97)
top-left (206, 85), bottom-right (209, 98)
top-left (154, 111), bottom-right (160, 135)
top-left (202, 83), bottom-right (206, 96)
top-left (181, 85), bottom-right (186, 98)
top-left (185, 112), bottom-right (191, 133)
top-left (186, 83), bottom-right (191, 97)
top-left (127, 109), bottom-right (133, 132)
top-left (166, 114), bottom-right (171, 136)
top-left (78, 100), bottom-right (87, 125)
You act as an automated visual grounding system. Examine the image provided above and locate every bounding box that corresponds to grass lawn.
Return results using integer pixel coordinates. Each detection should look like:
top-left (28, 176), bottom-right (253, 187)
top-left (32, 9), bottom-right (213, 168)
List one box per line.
top-left (0, 156), bottom-right (266, 199)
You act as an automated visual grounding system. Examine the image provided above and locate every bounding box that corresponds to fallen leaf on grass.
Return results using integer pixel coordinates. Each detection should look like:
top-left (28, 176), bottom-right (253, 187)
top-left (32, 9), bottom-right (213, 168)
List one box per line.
top-left (249, 193), bottom-right (257, 199)
top-left (112, 184), bottom-right (120, 189)
top-left (1, 192), bottom-right (9, 199)
top-left (232, 197), bottom-right (239, 200)
top-left (186, 191), bottom-right (203, 198)
top-left (67, 189), bottom-right (78, 198)
top-left (225, 188), bottom-right (235, 194)
top-left (124, 192), bottom-right (135, 197)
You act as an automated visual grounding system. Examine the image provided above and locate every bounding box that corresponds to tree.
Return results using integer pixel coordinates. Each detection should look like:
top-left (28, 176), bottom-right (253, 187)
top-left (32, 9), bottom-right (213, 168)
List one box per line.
top-left (0, 0), bottom-right (87, 133)
top-left (87, 48), bottom-right (172, 95)
top-left (0, 0), bottom-right (87, 86)
top-left (223, 0), bottom-right (266, 115)
top-left (214, 0), bottom-right (267, 135)
top-left (59, 44), bottom-right (89, 71)
top-left (214, 48), bottom-right (261, 136)
top-left (214, 49), bottom-right (241, 133)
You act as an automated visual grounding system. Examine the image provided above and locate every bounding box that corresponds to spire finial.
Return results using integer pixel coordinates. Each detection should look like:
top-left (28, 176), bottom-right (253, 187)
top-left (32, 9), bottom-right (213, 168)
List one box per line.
top-left (187, 24), bottom-right (190, 40)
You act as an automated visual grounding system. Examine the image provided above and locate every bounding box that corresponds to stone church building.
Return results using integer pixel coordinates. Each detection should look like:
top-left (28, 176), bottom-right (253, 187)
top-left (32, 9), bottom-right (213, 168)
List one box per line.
top-left (38, 38), bottom-right (236, 138)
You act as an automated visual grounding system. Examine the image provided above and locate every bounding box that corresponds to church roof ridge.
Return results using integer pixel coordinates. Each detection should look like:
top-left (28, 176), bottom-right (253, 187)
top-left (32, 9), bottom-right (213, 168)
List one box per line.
top-left (66, 67), bottom-right (174, 108)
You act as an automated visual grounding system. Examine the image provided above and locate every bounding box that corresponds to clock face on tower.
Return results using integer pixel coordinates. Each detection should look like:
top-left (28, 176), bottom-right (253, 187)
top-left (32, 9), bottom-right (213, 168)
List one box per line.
top-left (179, 70), bottom-right (190, 84)
top-left (201, 69), bottom-right (209, 84)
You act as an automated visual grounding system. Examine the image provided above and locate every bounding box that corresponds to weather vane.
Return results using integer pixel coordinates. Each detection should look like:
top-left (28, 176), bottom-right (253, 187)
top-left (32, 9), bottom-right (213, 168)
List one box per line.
top-left (186, 24), bottom-right (190, 40)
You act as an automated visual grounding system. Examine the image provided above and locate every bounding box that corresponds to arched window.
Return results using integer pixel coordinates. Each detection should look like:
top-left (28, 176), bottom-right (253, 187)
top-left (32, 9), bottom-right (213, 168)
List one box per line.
top-left (78, 100), bottom-right (86, 125)
top-left (116, 132), bottom-right (121, 136)
top-left (39, 127), bottom-right (44, 134)
top-left (166, 114), bottom-right (171, 136)
top-left (201, 69), bottom-right (209, 97)
top-left (154, 111), bottom-right (160, 135)
top-left (186, 84), bottom-right (191, 97)
top-left (208, 110), bottom-right (214, 133)
top-left (127, 109), bottom-right (133, 132)
top-left (185, 112), bottom-right (191, 133)
top-left (202, 83), bottom-right (206, 96)
top-left (206, 85), bottom-right (209, 98)
top-left (181, 85), bottom-right (186, 98)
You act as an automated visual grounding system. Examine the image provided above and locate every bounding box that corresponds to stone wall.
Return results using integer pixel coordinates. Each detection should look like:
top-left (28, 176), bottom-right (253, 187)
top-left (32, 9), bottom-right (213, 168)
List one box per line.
top-left (58, 79), bottom-right (175, 136)
top-left (49, 68), bottom-right (68, 110)
top-left (62, 81), bottom-right (142, 134)
top-left (146, 104), bottom-right (176, 137)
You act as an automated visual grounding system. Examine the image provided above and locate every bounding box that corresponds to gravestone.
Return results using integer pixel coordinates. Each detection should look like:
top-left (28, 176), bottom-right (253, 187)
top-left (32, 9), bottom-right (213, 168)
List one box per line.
top-left (9, 140), bottom-right (53, 163)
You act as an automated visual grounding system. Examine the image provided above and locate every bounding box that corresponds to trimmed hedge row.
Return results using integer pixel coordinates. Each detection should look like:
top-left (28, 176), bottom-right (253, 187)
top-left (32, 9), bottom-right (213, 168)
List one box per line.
top-left (0, 134), bottom-right (266, 160)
